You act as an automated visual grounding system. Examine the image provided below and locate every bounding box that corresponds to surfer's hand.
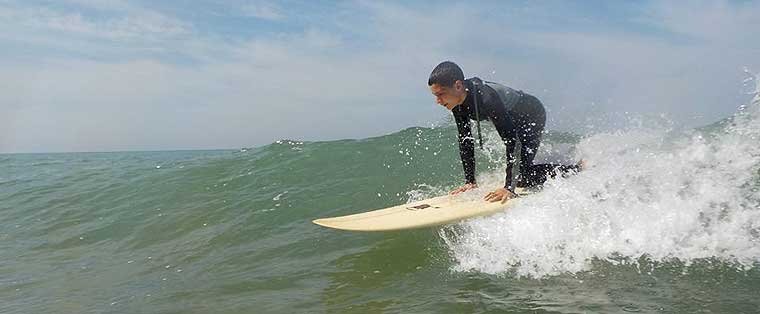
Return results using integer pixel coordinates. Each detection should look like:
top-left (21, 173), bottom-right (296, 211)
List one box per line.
top-left (450, 183), bottom-right (477, 195)
top-left (484, 188), bottom-right (517, 203)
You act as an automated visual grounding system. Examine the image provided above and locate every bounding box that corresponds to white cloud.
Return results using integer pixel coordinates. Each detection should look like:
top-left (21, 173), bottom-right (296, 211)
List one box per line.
top-left (0, 3), bottom-right (190, 41)
top-left (242, 1), bottom-right (284, 21)
top-left (29, 8), bottom-right (97, 34)
top-left (0, 31), bottom-right (435, 152)
top-left (645, 0), bottom-right (760, 44)
top-left (1, 1), bottom-right (758, 153)
top-left (60, 0), bottom-right (134, 11)
top-left (106, 11), bottom-right (190, 38)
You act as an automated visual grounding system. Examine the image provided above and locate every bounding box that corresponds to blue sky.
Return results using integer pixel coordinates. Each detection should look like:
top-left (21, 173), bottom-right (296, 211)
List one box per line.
top-left (1, 0), bottom-right (759, 153)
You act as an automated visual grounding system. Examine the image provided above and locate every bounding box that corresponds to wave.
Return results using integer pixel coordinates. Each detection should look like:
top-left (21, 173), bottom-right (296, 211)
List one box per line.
top-left (441, 78), bottom-right (760, 278)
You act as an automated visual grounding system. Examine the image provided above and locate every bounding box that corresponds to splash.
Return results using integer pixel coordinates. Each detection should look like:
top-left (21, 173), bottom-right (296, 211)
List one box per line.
top-left (441, 74), bottom-right (760, 278)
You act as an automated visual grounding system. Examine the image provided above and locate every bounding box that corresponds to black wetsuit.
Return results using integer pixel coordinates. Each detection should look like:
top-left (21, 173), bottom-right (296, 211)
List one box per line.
top-left (453, 77), bottom-right (579, 191)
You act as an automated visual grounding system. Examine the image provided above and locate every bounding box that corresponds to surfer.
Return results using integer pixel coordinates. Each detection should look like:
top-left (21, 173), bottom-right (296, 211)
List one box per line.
top-left (428, 61), bottom-right (582, 203)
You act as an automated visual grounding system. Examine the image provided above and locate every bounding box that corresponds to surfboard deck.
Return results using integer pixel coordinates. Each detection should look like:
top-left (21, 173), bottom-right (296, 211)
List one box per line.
top-left (313, 188), bottom-right (533, 232)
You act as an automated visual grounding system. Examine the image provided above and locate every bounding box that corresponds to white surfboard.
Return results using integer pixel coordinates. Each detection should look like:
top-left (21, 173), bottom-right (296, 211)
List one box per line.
top-left (313, 188), bottom-right (533, 232)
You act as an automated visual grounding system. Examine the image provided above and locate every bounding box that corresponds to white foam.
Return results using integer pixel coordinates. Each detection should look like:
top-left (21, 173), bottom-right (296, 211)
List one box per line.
top-left (441, 80), bottom-right (760, 278)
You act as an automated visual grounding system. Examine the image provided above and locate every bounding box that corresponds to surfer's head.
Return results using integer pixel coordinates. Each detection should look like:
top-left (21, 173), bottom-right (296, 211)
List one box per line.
top-left (428, 61), bottom-right (467, 111)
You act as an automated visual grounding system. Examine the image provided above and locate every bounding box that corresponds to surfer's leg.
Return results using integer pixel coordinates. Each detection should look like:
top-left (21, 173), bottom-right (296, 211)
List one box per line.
top-left (515, 95), bottom-right (546, 188)
top-left (546, 163), bottom-right (582, 177)
top-left (521, 162), bottom-right (583, 187)
top-left (517, 133), bottom-right (542, 187)
top-left (513, 95), bottom-right (582, 187)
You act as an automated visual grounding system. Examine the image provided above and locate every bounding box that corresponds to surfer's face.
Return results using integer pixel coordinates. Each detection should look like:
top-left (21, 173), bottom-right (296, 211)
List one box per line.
top-left (430, 80), bottom-right (466, 111)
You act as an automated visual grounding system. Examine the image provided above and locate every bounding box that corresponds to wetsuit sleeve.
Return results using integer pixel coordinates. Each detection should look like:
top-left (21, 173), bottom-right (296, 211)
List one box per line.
top-left (453, 107), bottom-right (476, 184)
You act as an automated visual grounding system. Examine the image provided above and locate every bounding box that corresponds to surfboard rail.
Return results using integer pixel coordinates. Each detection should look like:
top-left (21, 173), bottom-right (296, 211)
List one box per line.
top-left (313, 188), bottom-right (531, 231)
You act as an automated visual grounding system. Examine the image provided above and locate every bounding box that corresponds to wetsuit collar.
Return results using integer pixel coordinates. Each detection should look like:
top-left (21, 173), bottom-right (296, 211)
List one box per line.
top-left (462, 79), bottom-right (475, 107)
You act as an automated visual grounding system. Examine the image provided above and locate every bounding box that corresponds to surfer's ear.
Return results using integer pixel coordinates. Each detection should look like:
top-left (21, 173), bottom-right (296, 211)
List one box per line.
top-left (454, 80), bottom-right (466, 93)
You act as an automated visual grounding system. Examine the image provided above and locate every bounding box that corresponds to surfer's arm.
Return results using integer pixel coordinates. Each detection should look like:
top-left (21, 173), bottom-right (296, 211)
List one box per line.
top-left (503, 140), bottom-right (517, 192)
top-left (453, 106), bottom-right (476, 184)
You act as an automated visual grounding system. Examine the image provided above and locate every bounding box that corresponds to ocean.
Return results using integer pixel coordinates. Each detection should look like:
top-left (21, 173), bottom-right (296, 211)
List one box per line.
top-left (2, 99), bottom-right (760, 313)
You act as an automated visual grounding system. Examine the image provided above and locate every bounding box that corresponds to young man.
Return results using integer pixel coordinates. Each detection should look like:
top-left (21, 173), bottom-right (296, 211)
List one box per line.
top-left (428, 61), bottom-right (581, 203)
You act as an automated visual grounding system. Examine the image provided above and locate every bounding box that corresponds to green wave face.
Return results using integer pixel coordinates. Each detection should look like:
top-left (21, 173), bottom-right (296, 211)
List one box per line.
top-left (2, 117), bottom-right (759, 313)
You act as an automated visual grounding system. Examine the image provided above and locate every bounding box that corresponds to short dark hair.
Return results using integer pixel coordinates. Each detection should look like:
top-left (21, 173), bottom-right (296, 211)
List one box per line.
top-left (428, 61), bottom-right (464, 87)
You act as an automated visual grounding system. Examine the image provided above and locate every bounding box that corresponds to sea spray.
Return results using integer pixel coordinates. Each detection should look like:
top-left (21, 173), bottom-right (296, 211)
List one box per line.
top-left (441, 74), bottom-right (760, 278)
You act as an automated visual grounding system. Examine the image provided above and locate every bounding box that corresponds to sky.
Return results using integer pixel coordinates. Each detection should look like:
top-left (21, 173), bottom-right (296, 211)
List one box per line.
top-left (1, 0), bottom-right (759, 153)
